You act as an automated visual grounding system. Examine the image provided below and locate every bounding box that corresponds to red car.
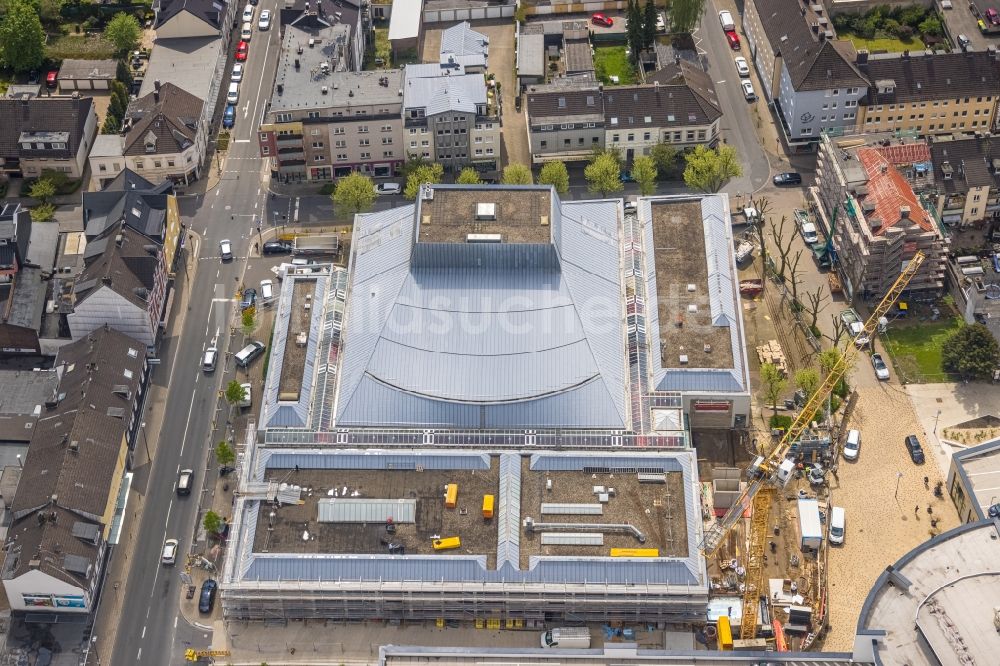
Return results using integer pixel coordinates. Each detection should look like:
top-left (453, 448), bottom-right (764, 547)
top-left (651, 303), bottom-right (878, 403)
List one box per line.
top-left (725, 30), bottom-right (741, 50)
top-left (987, 8), bottom-right (1000, 25)
top-left (45, 70), bottom-right (58, 88)
top-left (591, 13), bottom-right (613, 27)
top-left (235, 40), bottom-right (249, 61)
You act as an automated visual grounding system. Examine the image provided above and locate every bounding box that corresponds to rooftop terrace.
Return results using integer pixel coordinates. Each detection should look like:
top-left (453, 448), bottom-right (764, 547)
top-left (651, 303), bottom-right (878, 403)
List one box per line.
top-left (416, 188), bottom-right (554, 245)
top-left (277, 279), bottom-right (317, 401)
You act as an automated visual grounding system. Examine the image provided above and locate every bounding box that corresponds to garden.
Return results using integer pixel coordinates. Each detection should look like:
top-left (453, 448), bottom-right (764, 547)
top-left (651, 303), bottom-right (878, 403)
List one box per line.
top-left (833, 5), bottom-right (944, 52)
top-left (594, 46), bottom-right (638, 86)
top-left (882, 314), bottom-right (964, 383)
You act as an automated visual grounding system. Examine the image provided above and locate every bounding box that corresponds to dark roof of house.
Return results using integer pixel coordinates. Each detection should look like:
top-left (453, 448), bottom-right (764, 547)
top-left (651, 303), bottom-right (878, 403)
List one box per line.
top-left (861, 51), bottom-right (1000, 105)
top-left (0, 96), bottom-right (94, 160)
top-left (154, 0), bottom-right (226, 30)
top-left (82, 170), bottom-right (172, 245)
top-left (5, 327), bottom-right (145, 584)
top-left (57, 59), bottom-right (118, 82)
top-left (123, 83), bottom-right (201, 157)
top-left (930, 137), bottom-right (1000, 194)
top-left (750, 0), bottom-right (866, 91)
top-left (2, 503), bottom-right (104, 586)
top-left (0, 267), bottom-right (45, 332)
top-left (74, 224), bottom-right (162, 310)
top-left (603, 66), bottom-right (722, 130)
top-left (526, 83), bottom-right (605, 124)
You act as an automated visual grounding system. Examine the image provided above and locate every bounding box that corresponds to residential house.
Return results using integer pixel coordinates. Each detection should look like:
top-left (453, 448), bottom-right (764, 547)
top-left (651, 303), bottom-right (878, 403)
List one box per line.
top-left (121, 82), bottom-right (206, 186)
top-left (816, 134), bottom-right (947, 300)
top-left (743, 0), bottom-right (866, 149)
top-left (65, 223), bottom-right (168, 350)
top-left (279, 0), bottom-right (366, 73)
top-left (55, 59), bottom-right (118, 94)
top-left (527, 81), bottom-right (605, 163)
top-left (153, 0), bottom-right (229, 38)
top-left (0, 204), bottom-right (42, 355)
top-left (856, 50), bottom-right (1000, 137)
top-left (929, 136), bottom-right (1000, 228)
top-left (0, 94), bottom-right (97, 179)
top-left (1, 326), bottom-right (148, 614)
top-left (516, 23), bottom-right (546, 88)
top-left (403, 62), bottom-right (500, 175)
top-left (439, 21), bottom-right (489, 73)
top-left (259, 15), bottom-right (402, 182)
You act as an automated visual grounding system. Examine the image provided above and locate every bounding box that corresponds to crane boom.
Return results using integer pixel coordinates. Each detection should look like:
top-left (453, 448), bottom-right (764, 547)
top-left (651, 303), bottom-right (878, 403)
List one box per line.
top-left (699, 251), bottom-right (925, 556)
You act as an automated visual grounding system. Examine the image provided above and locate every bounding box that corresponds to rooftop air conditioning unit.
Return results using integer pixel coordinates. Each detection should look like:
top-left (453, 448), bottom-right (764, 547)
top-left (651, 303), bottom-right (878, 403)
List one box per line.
top-left (475, 202), bottom-right (497, 220)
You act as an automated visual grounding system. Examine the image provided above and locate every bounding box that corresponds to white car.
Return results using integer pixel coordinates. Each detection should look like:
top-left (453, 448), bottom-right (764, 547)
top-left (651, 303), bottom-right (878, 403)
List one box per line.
top-left (741, 79), bottom-right (756, 101)
top-left (719, 10), bottom-right (735, 31)
top-left (241, 22), bottom-right (253, 41)
top-left (376, 182), bottom-right (401, 195)
top-left (238, 382), bottom-right (252, 408)
top-left (843, 429), bottom-right (861, 461)
top-left (734, 56), bottom-right (750, 77)
top-left (259, 278), bottom-right (273, 301)
top-left (231, 63), bottom-right (243, 83)
top-left (161, 539), bottom-right (179, 565)
top-left (871, 352), bottom-right (890, 381)
top-left (258, 9), bottom-right (271, 30)
top-left (219, 238), bottom-right (233, 260)
top-left (242, 3), bottom-right (254, 22)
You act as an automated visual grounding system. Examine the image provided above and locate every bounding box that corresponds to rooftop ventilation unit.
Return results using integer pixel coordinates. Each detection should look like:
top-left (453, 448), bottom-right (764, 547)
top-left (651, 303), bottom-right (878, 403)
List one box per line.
top-left (466, 233), bottom-right (502, 243)
top-left (941, 161), bottom-right (954, 179)
top-left (475, 202), bottom-right (496, 220)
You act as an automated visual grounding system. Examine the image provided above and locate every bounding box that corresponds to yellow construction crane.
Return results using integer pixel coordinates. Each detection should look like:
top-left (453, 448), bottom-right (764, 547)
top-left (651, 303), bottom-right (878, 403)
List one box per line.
top-left (700, 251), bottom-right (926, 640)
top-left (184, 648), bottom-right (232, 662)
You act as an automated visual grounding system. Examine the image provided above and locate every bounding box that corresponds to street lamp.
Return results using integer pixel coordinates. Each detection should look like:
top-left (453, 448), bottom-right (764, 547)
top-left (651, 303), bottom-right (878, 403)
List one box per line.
top-left (139, 421), bottom-right (151, 463)
top-left (894, 471), bottom-right (904, 500)
top-left (933, 409), bottom-right (942, 436)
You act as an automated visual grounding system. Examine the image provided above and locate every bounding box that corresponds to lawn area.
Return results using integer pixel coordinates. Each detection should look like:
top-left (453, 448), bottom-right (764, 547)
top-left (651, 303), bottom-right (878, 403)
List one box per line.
top-left (882, 316), bottom-right (963, 383)
top-left (840, 32), bottom-right (925, 53)
top-left (593, 46), bottom-right (637, 86)
top-left (46, 33), bottom-right (116, 60)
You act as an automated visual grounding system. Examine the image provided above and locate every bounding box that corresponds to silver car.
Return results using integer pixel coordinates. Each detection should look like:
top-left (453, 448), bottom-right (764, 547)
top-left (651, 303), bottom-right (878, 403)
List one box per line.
top-left (161, 538), bottom-right (179, 565)
top-left (871, 353), bottom-right (890, 381)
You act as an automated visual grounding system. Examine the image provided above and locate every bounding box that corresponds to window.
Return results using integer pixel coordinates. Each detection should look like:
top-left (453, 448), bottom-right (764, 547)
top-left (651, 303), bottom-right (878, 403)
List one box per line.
top-left (643, 132), bottom-right (651, 141)
top-left (974, 194), bottom-right (982, 202)
top-left (337, 153), bottom-right (348, 161)
top-left (847, 87), bottom-right (859, 95)
top-left (972, 208), bottom-right (979, 215)
top-left (335, 140), bottom-right (346, 148)
top-left (843, 112), bottom-right (856, 120)
top-left (822, 104), bottom-right (828, 110)
top-left (560, 123), bottom-right (575, 130)
top-left (154, 160), bottom-right (162, 168)
top-left (845, 100), bottom-right (857, 108)
top-left (564, 138), bottom-right (571, 146)
top-left (314, 155), bottom-right (325, 162)
top-left (831, 102), bottom-right (838, 109)
top-left (801, 128), bottom-right (813, 136)
top-left (592, 137), bottom-right (599, 144)
top-left (539, 141), bottom-right (547, 149)
top-left (627, 133), bottom-right (634, 141)
top-left (475, 148), bottom-right (483, 155)
top-left (359, 138), bottom-right (370, 146)
top-left (312, 142), bottom-right (324, 148)
top-left (474, 137), bottom-right (483, 144)
top-left (409, 128), bottom-right (417, 135)
top-left (261, 146), bottom-right (270, 155)
top-left (686, 131), bottom-right (695, 141)
top-left (382, 125), bottom-right (392, 132)
top-left (333, 127), bottom-right (345, 135)
top-left (381, 137), bottom-right (392, 145)
top-left (360, 152), bottom-right (370, 159)
top-left (578, 137), bottom-right (585, 144)
top-left (383, 151), bottom-right (393, 158)
top-left (276, 113), bottom-right (292, 122)
top-left (99, 164), bottom-right (107, 172)
top-left (421, 140), bottom-right (429, 147)
top-left (52, 142), bottom-right (66, 150)
top-left (311, 129), bottom-right (321, 136)
top-left (832, 89), bottom-right (839, 95)
top-left (358, 126), bottom-right (369, 133)
top-left (167, 160), bottom-right (175, 167)
top-left (486, 148), bottom-right (494, 155)
top-left (307, 111), bottom-right (320, 119)
top-left (409, 141), bottom-right (416, 148)
top-left (541, 124), bottom-right (553, 130)
top-left (612, 134), bottom-right (620, 142)
top-left (697, 130), bottom-right (706, 140)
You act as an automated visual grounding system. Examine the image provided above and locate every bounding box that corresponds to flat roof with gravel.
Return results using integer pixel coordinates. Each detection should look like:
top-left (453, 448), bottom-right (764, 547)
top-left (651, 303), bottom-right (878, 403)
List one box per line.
top-left (416, 187), bottom-right (554, 245)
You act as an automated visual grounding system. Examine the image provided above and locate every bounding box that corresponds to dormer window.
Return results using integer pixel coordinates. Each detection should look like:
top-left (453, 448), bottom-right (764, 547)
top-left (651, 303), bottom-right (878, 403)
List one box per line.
top-left (145, 142), bottom-right (155, 153)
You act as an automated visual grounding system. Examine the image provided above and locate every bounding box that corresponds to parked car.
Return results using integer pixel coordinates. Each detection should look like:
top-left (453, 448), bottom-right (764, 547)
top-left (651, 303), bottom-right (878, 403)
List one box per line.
top-left (202, 347), bottom-right (218, 373)
top-left (987, 8), bottom-right (1000, 25)
top-left (199, 579), bottom-right (218, 614)
top-left (725, 30), bottom-right (741, 50)
top-left (376, 182), bottom-right (401, 195)
top-left (177, 468), bottom-right (194, 495)
top-left (979, 18), bottom-right (989, 31)
top-left (223, 104), bottom-right (236, 129)
top-left (161, 539), bottom-right (179, 565)
top-left (262, 240), bottom-right (292, 254)
top-left (242, 3), bottom-right (254, 22)
top-left (220, 239), bottom-right (233, 261)
top-left (734, 56), bottom-right (750, 77)
top-left (773, 172), bottom-right (802, 186)
top-left (957, 33), bottom-right (971, 49)
top-left (719, 10), bottom-right (735, 31)
top-left (904, 434), bottom-right (926, 464)
top-left (799, 221), bottom-right (819, 244)
top-left (843, 429), bottom-right (861, 461)
top-left (241, 22), bottom-right (253, 41)
top-left (741, 79), bottom-right (756, 101)
top-left (235, 40), bottom-right (249, 61)
top-left (240, 287), bottom-right (257, 311)
top-left (871, 352), bottom-right (890, 380)
top-left (231, 63), bottom-right (244, 82)
top-left (238, 382), bottom-right (252, 408)
top-left (839, 308), bottom-right (870, 347)
top-left (259, 279), bottom-right (274, 301)
top-left (46, 70), bottom-right (59, 88)
top-left (258, 9), bottom-right (271, 30)
top-left (591, 13), bottom-right (613, 27)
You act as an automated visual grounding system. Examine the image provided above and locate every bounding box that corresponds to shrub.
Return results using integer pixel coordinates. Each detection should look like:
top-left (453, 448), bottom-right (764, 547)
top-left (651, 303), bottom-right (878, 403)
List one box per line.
top-left (769, 414), bottom-right (793, 430)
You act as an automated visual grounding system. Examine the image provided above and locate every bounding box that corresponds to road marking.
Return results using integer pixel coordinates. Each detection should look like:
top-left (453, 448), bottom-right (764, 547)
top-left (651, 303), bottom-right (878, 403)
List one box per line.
top-left (174, 616), bottom-right (179, 629)
top-left (141, 626), bottom-right (146, 639)
top-left (233, 139), bottom-right (251, 143)
top-left (137, 649), bottom-right (142, 661)
top-left (294, 197), bottom-right (300, 222)
top-left (179, 389), bottom-right (198, 458)
top-left (716, 79), bottom-right (726, 84)
top-left (177, 464), bottom-right (181, 474)
top-left (164, 499), bottom-right (173, 528)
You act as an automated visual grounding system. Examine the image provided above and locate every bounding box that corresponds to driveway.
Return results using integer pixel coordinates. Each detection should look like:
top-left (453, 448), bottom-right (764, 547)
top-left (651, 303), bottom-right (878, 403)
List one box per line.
top-left (942, 2), bottom-right (1000, 51)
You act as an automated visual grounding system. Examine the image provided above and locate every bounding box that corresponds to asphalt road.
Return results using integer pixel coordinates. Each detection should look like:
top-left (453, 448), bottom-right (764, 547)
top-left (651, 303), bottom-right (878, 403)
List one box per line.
top-left (108, 4), bottom-right (283, 663)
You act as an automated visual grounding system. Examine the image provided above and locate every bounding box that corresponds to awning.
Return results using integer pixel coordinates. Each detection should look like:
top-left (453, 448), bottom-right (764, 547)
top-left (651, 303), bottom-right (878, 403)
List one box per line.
top-left (107, 472), bottom-right (133, 545)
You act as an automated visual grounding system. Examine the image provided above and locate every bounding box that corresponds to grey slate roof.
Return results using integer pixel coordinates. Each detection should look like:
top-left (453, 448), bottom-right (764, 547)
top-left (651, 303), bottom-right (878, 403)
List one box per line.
top-left (57, 59), bottom-right (117, 82)
top-left (0, 96), bottom-right (94, 161)
top-left (403, 65), bottom-right (487, 116)
top-left (861, 51), bottom-right (1000, 105)
top-left (930, 137), bottom-right (1000, 194)
top-left (603, 80), bottom-right (721, 130)
top-left (124, 83), bottom-right (201, 157)
top-left (154, 0), bottom-right (226, 30)
top-left (750, 0), bottom-right (865, 91)
top-left (82, 170), bottom-right (172, 245)
top-left (74, 224), bottom-right (161, 309)
top-left (526, 82), bottom-right (604, 125)
top-left (335, 186), bottom-right (627, 430)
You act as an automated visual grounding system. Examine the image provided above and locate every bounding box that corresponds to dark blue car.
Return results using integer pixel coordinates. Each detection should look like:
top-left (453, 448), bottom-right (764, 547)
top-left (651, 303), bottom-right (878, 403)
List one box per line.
top-left (223, 104), bottom-right (236, 129)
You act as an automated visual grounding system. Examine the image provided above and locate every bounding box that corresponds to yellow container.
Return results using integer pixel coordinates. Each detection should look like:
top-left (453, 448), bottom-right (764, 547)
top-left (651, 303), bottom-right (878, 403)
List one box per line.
top-left (435, 618), bottom-right (445, 628)
top-left (482, 494), bottom-right (495, 519)
top-left (717, 615), bottom-right (734, 650)
top-left (433, 536), bottom-right (461, 550)
top-left (609, 548), bottom-right (660, 557)
top-left (445, 483), bottom-right (458, 509)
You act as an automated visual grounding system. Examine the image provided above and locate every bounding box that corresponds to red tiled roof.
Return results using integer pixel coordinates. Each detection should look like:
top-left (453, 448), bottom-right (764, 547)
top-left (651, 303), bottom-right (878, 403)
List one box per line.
top-left (873, 143), bottom-right (931, 166)
top-left (856, 148), bottom-right (933, 234)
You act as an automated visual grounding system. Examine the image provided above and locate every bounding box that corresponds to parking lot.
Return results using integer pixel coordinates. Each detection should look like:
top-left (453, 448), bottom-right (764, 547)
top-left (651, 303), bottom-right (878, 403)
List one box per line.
top-left (941, 1), bottom-right (1000, 51)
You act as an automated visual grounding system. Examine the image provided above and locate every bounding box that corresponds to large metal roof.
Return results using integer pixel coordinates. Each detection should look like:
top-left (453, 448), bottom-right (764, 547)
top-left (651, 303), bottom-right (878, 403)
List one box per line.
top-left (334, 186), bottom-right (627, 430)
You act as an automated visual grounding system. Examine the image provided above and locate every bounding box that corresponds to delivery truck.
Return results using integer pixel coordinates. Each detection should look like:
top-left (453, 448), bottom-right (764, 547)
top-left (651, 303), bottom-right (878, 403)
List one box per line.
top-left (797, 498), bottom-right (823, 551)
top-left (540, 627), bottom-right (591, 649)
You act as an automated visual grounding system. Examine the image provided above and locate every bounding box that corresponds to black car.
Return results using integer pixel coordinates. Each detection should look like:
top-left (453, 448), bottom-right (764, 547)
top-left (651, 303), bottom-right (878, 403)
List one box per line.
top-left (773, 172), bottom-right (803, 186)
top-left (240, 288), bottom-right (257, 311)
top-left (904, 434), bottom-right (925, 464)
top-left (262, 240), bottom-right (292, 255)
top-left (199, 579), bottom-right (218, 613)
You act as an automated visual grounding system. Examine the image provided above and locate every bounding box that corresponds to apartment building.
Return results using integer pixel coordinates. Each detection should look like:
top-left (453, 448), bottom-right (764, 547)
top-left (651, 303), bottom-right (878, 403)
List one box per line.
top-left (856, 50), bottom-right (1000, 137)
top-left (259, 13), bottom-right (402, 182)
top-left (402, 62), bottom-right (500, 175)
top-left (743, 0), bottom-right (867, 149)
top-left (526, 82), bottom-right (605, 163)
top-left (816, 134), bottom-right (946, 300)
top-left (0, 93), bottom-right (97, 179)
top-left (929, 136), bottom-right (1000, 227)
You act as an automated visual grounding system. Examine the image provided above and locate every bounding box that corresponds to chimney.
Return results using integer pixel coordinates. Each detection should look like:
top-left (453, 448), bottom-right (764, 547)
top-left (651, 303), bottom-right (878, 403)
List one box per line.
top-left (902, 50), bottom-right (909, 60)
top-left (277, 83), bottom-right (284, 95)
top-left (856, 49), bottom-right (869, 66)
top-left (295, 59), bottom-right (300, 70)
top-left (154, 79), bottom-right (161, 92)
top-left (899, 205), bottom-right (910, 219)
top-left (812, 23), bottom-right (819, 34)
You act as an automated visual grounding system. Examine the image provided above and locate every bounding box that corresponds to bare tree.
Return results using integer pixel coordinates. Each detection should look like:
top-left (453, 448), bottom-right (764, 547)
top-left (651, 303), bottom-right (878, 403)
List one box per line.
top-left (825, 314), bottom-right (849, 348)
top-left (768, 215), bottom-right (800, 283)
top-left (803, 284), bottom-right (830, 333)
top-left (787, 249), bottom-right (804, 307)
top-left (746, 195), bottom-right (773, 272)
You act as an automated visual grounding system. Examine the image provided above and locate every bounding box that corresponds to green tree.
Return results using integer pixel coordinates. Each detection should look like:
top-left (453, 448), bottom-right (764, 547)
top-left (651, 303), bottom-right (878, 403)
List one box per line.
top-left (399, 154), bottom-right (429, 180)
top-left (29, 178), bottom-right (56, 204)
top-left (918, 16), bottom-right (942, 37)
top-left (671, 0), bottom-right (705, 34)
top-left (650, 142), bottom-right (678, 180)
top-left (456, 167), bottom-right (482, 185)
top-left (538, 161), bottom-right (570, 194)
top-left (0, 0), bottom-right (45, 74)
top-left (942, 323), bottom-right (1000, 380)
top-left (683, 144), bottom-right (743, 193)
top-left (760, 362), bottom-right (787, 416)
top-left (225, 380), bottom-right (247, 407)
top-left (404, 163), bottom-right (444, 199)
top-left (332, 171), bottom-right (376, 214)
top-left (102, 114), bottom-right (121, 134)
top-left (642, 0), bottom-right (658, 49)
top-left (625, 0), bottom-right (643, 60)
top-left (241, 308), bottom-right (256, 339)
top-left (215, 440), bottom-right (236, 467)
top-left (105, 12), bottom-right (141, 55)
top-left (37, 0), bottom-right (64, 27)
top-left (31, 203), bottom-right (55, 222)
top-left (794, 367), bottom-right (820, 398)
top-left (500, 163), bottom-right (533, 185)
top-left (203, 510), bottom-right (225, 535)
top-left (584, 152), bottom-right (624, 197)
top-left (819, 348), bottom-right (844, 377)
top-left (631, 155), bottom-right (657, 195)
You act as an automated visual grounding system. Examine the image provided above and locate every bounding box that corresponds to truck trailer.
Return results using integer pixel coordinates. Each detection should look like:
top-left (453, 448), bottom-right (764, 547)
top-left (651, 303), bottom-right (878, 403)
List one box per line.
top-left (797, 498), bottom-right (823, 551)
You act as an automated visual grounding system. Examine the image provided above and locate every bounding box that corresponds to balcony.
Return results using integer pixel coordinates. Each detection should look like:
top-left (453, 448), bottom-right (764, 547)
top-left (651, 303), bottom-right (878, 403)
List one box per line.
top-left (276, 133), bottom-right (303, 143)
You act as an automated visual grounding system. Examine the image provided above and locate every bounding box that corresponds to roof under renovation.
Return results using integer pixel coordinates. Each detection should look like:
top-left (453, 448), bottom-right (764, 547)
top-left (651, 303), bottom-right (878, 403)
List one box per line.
top-left (334, 185), bottom-right (627, 430)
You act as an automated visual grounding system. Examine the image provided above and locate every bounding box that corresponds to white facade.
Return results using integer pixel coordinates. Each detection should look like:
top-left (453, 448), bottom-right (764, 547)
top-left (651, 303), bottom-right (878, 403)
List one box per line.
top-left (777, 67), bottom-right (864, 140)
top-left (3, 568), bottom-right (91, 614)
top-left (125, 134), bottom-right (206, 186)
top-left (20, 105), bottom-right (98, 180)
top-left (67, 286), bottom-right (156, 348)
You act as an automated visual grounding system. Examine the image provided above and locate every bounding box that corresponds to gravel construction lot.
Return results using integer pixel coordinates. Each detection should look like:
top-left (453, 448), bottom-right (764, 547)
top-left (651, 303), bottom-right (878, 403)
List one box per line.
top-left (821, 385), bottom-right (959, 650)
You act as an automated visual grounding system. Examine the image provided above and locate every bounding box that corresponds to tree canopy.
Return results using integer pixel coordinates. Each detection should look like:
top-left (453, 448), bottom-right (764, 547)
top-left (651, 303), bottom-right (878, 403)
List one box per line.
top-left (584, 152), bottom-right (624, 197)
top-left (538, 161), bottom-right (569, 194)
top-left (501, 163), bottom-right (533, 185)
top-left (215, 441), bottom-right (236, 467)
top-left (456, 167), bottom-right (483, 185)
top-left (942, 323), bottom-right (1000, 380)
top-left (0, 0), bottom-right (45, 74)
top-left (683, 145), bottom-right (742, 193)
top-left (671, 0), bottom-right (705, 34)
top-left (631, 155), bottom-right (657, 195)
top-left (225, 380), bottom-right (247, 406)
top-left (650, 142), bottom-right (679, 180)
top-left (404, 163), bottom-right (444, 199)
top-left (105, 12), bottom-right (142, 55)
top-left (760, 362), bottom-right (787, 415)
top-left (332, 171), bottom-right (376, 213)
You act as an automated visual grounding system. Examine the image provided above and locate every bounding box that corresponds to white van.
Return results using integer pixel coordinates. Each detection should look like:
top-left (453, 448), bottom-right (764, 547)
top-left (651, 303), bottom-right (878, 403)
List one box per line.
top-left (241, 22), bottom-right (253, 41)
top-left (259, 279), bottom-right (274, 301)
top-left (843, 429), bottom-right (861, 461)
top-left (540, 627), bottom-right (591, 649)
top-left (202, 347), bottom-right (218, 372)
top-left (227, 82), bottom-right (239, 104)
top-left (829, 506), bottom-right (846, 545)
top-left (719, 10), bottom-right (735, 31)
